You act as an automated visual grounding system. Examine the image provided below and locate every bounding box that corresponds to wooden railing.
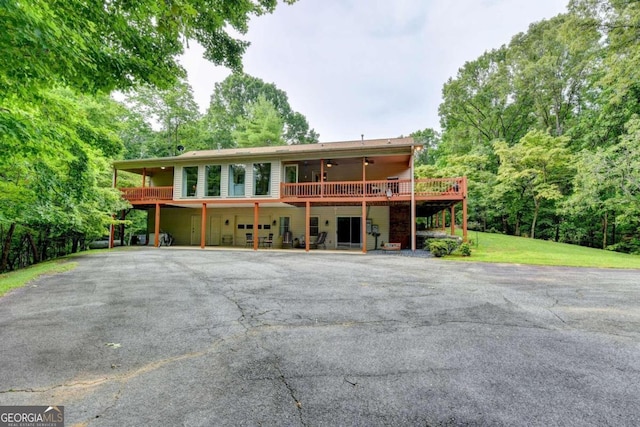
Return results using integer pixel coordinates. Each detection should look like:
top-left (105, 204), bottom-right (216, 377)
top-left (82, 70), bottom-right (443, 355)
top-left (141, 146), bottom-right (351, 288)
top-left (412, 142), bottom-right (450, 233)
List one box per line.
top-left (120, 186), bottom-right (173, 201)
top-left (281, 177), bottom-right (465, 199)
top-left (120, 178), bottom-right (465, 203)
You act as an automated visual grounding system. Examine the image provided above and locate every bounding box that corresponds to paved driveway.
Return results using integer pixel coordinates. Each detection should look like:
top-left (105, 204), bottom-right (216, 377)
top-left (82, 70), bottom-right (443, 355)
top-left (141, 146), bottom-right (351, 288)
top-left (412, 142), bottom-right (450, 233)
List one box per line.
top-left (0, 248), bottom-right (639, 426)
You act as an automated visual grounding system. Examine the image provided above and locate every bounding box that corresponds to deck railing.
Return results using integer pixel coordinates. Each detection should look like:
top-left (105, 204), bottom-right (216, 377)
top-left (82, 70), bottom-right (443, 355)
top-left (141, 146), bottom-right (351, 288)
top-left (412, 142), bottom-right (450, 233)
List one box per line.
top-left (120, 178), bottom-right (465, 202)
top-left (120, 186), bottom-right (173, 201)
top-left (281, 177), bottom-right (465, 199)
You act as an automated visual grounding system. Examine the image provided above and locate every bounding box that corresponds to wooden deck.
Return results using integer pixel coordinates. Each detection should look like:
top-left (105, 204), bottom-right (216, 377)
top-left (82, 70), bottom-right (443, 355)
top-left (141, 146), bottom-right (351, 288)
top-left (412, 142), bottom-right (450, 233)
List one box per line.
top-left (120, 178), bottom-right (466, 203)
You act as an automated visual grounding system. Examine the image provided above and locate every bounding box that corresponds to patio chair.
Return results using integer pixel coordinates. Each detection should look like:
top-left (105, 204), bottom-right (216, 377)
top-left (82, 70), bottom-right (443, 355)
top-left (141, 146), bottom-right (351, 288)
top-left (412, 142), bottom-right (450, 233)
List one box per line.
top-left (310, 231), bottom-right (327, 249)
top-left (263, 233), bottom-right (274, 248)
top-left (245, 233), bottom-right (254, 247)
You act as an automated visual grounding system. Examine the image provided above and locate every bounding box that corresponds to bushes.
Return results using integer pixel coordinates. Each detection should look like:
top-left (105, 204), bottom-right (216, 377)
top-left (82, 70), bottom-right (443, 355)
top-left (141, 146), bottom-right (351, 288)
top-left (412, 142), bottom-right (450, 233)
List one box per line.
top-left (458, 243), bottom-right (472, 256)
top-left (427, 240), bottom-right (450, 257)
top-left (425, 237), bottom-right (471, 257)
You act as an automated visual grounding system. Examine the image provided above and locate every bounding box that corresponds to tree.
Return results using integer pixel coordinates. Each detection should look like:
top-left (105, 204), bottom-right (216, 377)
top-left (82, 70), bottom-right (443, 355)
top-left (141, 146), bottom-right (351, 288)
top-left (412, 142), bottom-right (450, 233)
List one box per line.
top-left (125, 80), bottom-right (203, 157)
top-left (439, 46), bottom-right (535, 157)
top-left (566, 115), bottom-right (640, 251)
top-left (233, 95), bottom-right (285, 147)
top-left (206, 73), bottom-right (319, 147)
top-left (494, 131), bottom-right (574, 239)
top-left (411, 128), bottom-right (441, 165)
top-left (0, 0), bottom-right (296, 96)
top-left (0, 88), bottom-right (127, 271)
top-left (509, 14), bottom-right (600, 139)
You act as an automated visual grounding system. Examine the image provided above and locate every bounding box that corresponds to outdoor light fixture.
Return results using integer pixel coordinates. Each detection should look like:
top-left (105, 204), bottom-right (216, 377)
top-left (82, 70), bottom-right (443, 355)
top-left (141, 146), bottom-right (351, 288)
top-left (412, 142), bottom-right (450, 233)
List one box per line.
top-left (326, 160), bottom-right (333, 168)
top-left (325, 220), bottom-right (329, 226)
top-left (273, 220), bottom-right (277, 226)
top-left (364, 158), bottom-right (369, 166)
top-left (225, 219), bottom-right (229, 225)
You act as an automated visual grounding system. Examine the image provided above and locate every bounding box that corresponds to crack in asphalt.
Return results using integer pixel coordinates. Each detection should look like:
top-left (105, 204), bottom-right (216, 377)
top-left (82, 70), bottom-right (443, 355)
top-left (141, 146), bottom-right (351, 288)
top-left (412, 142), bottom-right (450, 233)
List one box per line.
top-left (275, 364), bottom-right (306, 426)
top-left (0, 378), bottom-right (109, 394)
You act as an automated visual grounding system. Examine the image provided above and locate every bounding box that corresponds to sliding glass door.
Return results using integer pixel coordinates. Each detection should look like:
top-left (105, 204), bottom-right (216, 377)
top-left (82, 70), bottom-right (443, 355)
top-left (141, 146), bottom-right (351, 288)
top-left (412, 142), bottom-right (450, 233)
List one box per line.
top-left (337, 217), bottom-right (361, 248)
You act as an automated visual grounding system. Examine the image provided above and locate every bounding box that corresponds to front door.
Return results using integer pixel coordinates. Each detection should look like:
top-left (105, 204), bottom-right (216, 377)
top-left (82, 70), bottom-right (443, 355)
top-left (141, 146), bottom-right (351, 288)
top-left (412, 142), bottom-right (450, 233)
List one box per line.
top-left (337, 217), bottom-right (361, 248)
top-left (209, 216), bottom-right (221, 245)
top-left (190, 215), bottom-right (200, 245)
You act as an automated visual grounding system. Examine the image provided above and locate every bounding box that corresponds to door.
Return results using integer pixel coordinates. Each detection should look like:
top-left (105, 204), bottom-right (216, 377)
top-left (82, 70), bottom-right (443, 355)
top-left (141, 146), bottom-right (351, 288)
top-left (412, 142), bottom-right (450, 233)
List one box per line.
top-left (190, 215), bottom-right (201, 245)
top-left (337, 217), bottom-right (361, 248)
top-left (209, 216), bottom-right (221, 245)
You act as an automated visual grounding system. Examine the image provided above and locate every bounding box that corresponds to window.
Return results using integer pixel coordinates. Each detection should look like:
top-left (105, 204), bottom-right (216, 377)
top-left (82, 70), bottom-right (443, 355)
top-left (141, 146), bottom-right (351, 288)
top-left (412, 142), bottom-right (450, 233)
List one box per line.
top-left (310, 216), bottom-right (319, 237)
top-left (205, 165), bottom-right (221, 197)
top-left (228, 164), bottom-right (245, 197)
top-left (253, 163), bottom-right (271, 196)
top-left (279, 217), bottom-right (290, 236)
top-left (182, 166), bottom-right (198, 197)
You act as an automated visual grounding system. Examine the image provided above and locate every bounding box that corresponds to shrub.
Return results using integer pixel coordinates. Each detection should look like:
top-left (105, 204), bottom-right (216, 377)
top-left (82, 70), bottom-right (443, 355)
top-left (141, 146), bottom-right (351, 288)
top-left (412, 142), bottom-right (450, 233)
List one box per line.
top-left (428, 240), bottom-right (449, 257)
top-left (458, 243), bottom-right (471, 257)
top-left (444, 239), bottom-right (460, 254)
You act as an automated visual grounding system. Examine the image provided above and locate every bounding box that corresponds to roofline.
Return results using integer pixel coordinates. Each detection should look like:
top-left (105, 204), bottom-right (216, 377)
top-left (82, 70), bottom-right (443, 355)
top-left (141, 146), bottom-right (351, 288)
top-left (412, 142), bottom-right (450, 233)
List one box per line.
top-left (113, 137), bottom-right (420, 168)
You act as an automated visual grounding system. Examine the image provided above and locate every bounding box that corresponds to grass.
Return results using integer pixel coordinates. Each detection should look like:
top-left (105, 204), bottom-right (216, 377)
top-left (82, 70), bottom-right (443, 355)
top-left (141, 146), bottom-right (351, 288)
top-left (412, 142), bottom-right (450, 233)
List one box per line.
top-left (0, 259), bottom-right (78, 297)
top-left (447, 230), bottom-right (640, 269)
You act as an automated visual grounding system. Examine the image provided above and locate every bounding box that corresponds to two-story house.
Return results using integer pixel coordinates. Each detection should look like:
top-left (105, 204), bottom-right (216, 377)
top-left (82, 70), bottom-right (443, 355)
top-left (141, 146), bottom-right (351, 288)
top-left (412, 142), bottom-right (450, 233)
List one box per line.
top-left (112, 137), bottom-right (467, 252)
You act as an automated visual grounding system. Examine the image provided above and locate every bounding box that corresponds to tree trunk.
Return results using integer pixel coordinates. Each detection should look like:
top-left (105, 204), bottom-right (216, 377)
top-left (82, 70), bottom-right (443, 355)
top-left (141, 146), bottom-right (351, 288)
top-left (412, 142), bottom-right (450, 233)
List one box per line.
top-left (602, 212), bottom-right (608, 249)
top-left (611, 211), bottom-right (616, 246)
top-left (1, 222), bottom-right (16, 272)
top-left (530, 199), bottom-right (540, 239)
top-left (71, 235), bottom-right (79, 254)
top-left (26, 232), bottom-right (40, 264)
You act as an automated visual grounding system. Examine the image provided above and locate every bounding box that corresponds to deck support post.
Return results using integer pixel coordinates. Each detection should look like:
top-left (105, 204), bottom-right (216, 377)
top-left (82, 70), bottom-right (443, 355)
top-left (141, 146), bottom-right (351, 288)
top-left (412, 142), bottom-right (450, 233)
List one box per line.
top-left (450, 204), bottom-right (456, 236)
top-left (253, 203), bottom-right (259, 251)
top-left (109, 168), bottom-right (118, 249)
top-left (154, 202), bottom-right (160, 247)
top-left (362, 200), bottom-right (367, 254)
top-left (410, 150), bottom-right (416, 251)
top-left (442, 210), bottom-right (446, 231)
top-left (201, 203), bottom-right (207, 249)
top-left (305, 201), bottom-right (310, 253)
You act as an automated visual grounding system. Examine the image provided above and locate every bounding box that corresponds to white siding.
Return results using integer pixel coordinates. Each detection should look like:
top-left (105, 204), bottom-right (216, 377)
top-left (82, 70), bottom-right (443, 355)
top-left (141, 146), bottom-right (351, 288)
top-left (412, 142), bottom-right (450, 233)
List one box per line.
top-left (173, 166), bottom-right (182, 200)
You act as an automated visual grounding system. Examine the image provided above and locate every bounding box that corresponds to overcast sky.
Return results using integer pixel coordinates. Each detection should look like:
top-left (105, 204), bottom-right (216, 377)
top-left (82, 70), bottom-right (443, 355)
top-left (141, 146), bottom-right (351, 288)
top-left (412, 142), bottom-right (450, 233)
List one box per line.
top-left (179, 0), bottom-right (569, 142)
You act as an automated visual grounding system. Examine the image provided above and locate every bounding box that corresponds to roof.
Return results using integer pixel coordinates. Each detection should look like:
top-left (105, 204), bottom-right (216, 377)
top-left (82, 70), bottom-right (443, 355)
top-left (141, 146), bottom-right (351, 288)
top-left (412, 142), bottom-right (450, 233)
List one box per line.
top-left (113, 137), bottom-right (418, 168)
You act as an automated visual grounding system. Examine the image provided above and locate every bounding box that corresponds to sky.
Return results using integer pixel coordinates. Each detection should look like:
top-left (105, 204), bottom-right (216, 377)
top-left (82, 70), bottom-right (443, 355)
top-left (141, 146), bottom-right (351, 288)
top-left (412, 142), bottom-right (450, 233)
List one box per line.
top-left (179, 0), bottom-right (569, 143)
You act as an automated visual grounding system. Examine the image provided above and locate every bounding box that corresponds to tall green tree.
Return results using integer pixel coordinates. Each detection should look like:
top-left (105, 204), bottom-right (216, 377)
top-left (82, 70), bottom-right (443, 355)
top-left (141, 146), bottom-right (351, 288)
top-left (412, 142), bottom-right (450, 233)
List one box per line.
top-left (509, 14), bottom-right (600, 139)
top-left (206, 72), bottom-right (319, 147)
top-left (565, 115), bottom-right (640, 251)
top-left (0, 88), bottom-right (128, 271)
top-left (233, 95), bottom-right (285, 147)
top-left (494, 131), bottom-right (573, 239)
top-left (439, 47), bottom-right (534, 158)
top-left (0, 0), bottom-right (296, 96)
top-left (125, 80), bottom-right (203, 157)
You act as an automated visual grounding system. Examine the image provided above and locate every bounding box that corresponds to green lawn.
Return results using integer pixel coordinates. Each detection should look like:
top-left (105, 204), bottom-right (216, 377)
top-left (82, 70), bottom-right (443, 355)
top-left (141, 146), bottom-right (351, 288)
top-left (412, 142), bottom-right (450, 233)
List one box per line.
top-left (0, 259), bottom-right (78, 297)
top-left (449, 230), bottom-right (640, 268)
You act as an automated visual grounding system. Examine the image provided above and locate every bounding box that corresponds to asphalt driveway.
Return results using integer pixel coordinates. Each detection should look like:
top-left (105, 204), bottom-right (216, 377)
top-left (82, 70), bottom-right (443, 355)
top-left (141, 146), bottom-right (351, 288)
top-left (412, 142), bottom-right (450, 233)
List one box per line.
top-left (0, 248), bottom-right (639, 426)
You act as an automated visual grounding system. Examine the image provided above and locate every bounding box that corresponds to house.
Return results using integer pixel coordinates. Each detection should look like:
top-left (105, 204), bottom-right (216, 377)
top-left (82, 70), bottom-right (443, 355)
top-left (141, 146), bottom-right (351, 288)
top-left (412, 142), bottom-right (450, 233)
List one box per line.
top-left (111, 137), bottom-right (467, 251)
